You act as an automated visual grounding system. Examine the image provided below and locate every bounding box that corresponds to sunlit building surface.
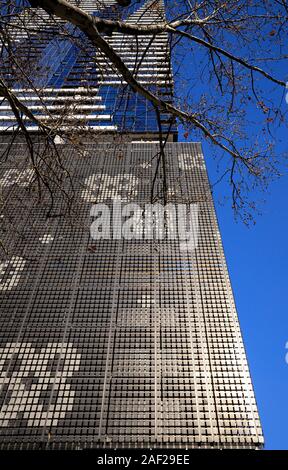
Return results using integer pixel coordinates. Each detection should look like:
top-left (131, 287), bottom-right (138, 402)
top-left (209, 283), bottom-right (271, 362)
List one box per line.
top-left (0, 0), bottom-right (263, 449)
top-left (0, 0), bottom-right (176, 137)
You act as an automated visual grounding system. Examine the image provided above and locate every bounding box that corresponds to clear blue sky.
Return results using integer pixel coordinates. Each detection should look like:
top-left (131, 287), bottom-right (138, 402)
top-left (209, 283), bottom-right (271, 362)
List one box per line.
top-left (206, 153), bottom-right (288, 450)
top-left (179, 126), bottom-right (288, 449)
top-left (175, 3), bottom-right (288, 447)
top-left (177, 124), bottom-right (288, 449)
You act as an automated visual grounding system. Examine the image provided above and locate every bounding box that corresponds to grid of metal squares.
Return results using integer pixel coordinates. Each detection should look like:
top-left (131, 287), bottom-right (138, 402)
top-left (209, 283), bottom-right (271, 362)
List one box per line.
top-left (0, 142), bottom-right (263, 449)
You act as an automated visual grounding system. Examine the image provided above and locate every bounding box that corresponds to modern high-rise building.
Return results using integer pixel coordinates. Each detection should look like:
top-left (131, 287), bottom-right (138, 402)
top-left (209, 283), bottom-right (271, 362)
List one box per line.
top-left (0, 0), bottom-right (263, 449)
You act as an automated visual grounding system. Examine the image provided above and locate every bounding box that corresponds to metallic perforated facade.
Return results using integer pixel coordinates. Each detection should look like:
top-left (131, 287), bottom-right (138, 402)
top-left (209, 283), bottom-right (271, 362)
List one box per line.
top-left (0, 0), bottom-right (263, 450)
top-left (0, 142), bottom-right (263, 449)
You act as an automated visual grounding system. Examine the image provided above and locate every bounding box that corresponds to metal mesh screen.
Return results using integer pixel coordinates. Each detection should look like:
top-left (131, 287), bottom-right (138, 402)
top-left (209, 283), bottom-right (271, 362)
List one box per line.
top-left (0, 142), bottom-right (263, 449)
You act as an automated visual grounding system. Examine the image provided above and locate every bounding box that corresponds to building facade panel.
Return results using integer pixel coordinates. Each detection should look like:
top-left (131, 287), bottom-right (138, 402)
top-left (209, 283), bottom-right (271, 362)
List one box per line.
top-left (0, 142), bottom-right (263, 448)
top-left (0, 0), bottom-right (176, 136)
